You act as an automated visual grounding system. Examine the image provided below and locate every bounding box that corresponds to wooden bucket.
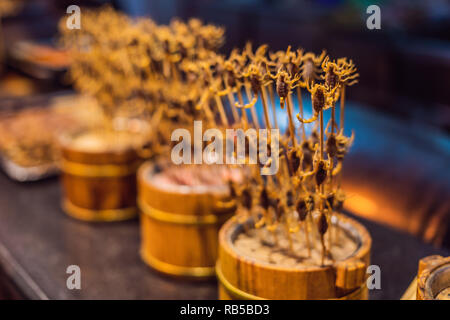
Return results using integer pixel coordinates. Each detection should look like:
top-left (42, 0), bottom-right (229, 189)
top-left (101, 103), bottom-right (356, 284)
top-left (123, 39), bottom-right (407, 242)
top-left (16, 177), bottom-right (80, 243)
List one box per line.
top-left (217, 215), bottom-right (372, 300)
top-left (416, 255), bottom-right (450, 300)
top-left (401, 255), bottom-right (450, 300)
top-left (138, 162), bottom-right (236, 278)
top-left (61, 134), bottom-right (142, 222)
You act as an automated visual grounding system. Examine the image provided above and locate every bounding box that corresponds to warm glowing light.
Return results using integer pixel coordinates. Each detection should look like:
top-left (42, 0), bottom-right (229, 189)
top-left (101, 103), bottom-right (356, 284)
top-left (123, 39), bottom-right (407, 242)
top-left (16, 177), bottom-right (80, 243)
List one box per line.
top-left (344, 193), bottom-right (379, 219)
top-left (343, 182), bottom-right (412, 231)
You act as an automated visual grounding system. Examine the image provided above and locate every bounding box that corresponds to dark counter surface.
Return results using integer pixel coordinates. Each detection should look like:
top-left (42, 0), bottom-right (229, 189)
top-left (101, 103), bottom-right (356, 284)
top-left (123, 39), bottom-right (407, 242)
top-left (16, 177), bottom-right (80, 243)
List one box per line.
top-left (0, 176), bottom-right (217, 300)
top-left (0, 172), bottom-right (448, 300)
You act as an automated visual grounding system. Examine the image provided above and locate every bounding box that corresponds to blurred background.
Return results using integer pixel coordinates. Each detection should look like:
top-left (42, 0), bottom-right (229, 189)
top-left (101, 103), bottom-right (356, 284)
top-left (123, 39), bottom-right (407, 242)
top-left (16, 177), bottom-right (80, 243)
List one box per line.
top-left (0, 0), bottom-right (448, 249)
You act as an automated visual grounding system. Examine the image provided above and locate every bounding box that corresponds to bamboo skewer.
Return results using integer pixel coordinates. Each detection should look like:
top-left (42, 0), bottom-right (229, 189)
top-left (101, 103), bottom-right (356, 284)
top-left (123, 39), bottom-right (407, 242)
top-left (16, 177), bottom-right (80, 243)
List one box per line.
top-left (319, 109), bottom-right (326, 265)
top-left (267, 84), bottom-right (278, 128)
top-left (223, 72), bottom-right (240, 124)
top-left (327, 156), bottom-right (334, 251)
top-left (296, 86), bottom-right (306, 141)
top-left (338, 85), bottom-right (346, 189)
top-left (286, 93), bottom-right (297, 148)
top-left (285, 222), bottom-right (294, 252)
top-left (244, 82), bottom-right (261, 128)
top-left (227, 89), bottom-right (239, 124)
top-left (236, 88), bottom-right (249, 128)
top-left (328, 94), bottom-right (337, 249)
top-left (260, 85), bottom-right (272, 130)
top-left (340, 85), bottom-right (346, 132)
top-left (214, 95), bottom-right (229, 127)
top-left (303, 220), bottom-right (311, 257)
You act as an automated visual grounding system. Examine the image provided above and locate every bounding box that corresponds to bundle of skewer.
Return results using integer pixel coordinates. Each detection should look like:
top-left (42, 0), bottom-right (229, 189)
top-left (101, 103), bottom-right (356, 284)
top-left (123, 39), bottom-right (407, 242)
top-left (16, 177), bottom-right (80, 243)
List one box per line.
top-left (210, 44), bottom-right (372, 300)
top-left (59, 7), bottom-right (234, 224)
top-left (60, 8), bottom-right (224, 132)
top-left (205, 43), bottom-right (360, 266)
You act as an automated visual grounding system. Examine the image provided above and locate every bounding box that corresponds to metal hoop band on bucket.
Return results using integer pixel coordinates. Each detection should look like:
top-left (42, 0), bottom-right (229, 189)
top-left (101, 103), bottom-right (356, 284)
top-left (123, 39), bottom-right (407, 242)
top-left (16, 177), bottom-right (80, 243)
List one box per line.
top-left (138, 197), bottom-right (233, 226)
top-left (140, 249), bottom-right (216, 278)
top-left (216, 261), bottom-right (368, 300)
top-left (63, 199), bottom-right (137, 222)
top-left (61, 159), bottom-right (141, 177)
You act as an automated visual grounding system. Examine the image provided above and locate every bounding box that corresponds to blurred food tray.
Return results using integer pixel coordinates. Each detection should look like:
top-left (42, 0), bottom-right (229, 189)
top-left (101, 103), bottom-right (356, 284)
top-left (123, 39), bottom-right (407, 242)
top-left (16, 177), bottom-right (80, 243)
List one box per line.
top-left (0, 91), bottom-right (102, 181)
top-left (8, 40), bottom-right (71, 80)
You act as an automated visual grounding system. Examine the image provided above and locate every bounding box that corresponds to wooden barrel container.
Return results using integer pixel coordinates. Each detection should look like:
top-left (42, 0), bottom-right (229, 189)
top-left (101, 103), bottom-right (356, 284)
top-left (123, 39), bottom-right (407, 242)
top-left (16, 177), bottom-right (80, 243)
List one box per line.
top-left (416, 255), bottom-right (450, 300)
top-left (217, 215), bottom-right (372, 300)
top-left (61, 133), bottom-right (142, 222)
top-left (138, 162), bottom-right (236, 278)
top-left (401, 255), bottom-right (450, 300)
